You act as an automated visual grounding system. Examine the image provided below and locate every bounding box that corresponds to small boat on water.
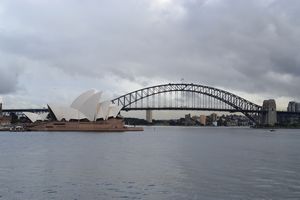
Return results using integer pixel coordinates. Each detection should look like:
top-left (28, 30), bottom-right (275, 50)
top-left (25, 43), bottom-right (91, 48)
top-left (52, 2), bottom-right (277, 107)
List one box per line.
top-left (269, 129), bottom-right (276, 132)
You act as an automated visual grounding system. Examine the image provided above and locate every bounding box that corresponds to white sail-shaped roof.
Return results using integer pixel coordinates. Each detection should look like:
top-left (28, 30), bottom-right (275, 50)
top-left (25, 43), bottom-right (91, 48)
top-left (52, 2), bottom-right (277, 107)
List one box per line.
top-left (23, 112), bottom-right (49, 122)
top-left (39, 112), bottom-right (49, 121)
top-left (23, 112), bottom-right (42, 122)
top-left (96, 101), bottom-right (111, 120)
top-left (70, 89), bottom-right (96, 110)
top-left (48, 104), bottom-right (87, 121)
top-left (46, 90), bottom-right (121, 122)
top-left (77, 91), bottom-right (102, 121)
top-left (108, 104), bottom-right (123, 118)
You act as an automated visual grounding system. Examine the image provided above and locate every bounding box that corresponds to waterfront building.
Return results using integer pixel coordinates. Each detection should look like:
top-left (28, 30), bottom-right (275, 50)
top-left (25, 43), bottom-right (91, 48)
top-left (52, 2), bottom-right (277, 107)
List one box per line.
top-left (0, 98), bottom-right (11, 127)
top-left (210, 113), bottom-right (218, 122)
top-left (288, 102), bottom-right (296, 112)
top-left (23, 90), bottom-right (123, 123)
top-left (184, 114), bottom-right (191, 126)
top-left (191, 115), bottom-right (200, 122)
top-left (0, 116), bottom-right (11, 126)
top-left (199, 115), bottom-right (206, 126)
top-left (297, 103), bottom-right (300, 112)
top-left (287, 101), bottom-right (300, 112)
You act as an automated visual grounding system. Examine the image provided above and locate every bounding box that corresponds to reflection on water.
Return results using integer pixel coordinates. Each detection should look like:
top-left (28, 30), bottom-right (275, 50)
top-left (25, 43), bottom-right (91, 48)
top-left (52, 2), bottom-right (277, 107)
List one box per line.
top-left (0, 127), bottom-right (300, 199)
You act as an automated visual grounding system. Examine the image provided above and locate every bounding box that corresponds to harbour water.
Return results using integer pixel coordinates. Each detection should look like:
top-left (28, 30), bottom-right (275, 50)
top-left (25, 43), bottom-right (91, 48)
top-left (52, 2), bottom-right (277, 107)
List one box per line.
top-left (0, 127), bottom-right (300, 199)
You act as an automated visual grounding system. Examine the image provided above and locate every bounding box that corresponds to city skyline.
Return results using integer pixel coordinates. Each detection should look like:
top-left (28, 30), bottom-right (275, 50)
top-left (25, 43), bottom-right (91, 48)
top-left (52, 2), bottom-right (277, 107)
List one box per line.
top-left (0, 0), bottom-right (299, 112)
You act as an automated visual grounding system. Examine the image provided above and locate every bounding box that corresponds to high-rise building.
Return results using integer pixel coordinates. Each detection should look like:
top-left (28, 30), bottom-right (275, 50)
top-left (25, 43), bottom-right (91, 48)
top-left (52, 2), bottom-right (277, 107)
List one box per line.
top-left (287, 101), bottom-right (300, 112)
top-left (200, 115), bottom-right (206, 125)
top-left (296, 103), bottom-right (300, 112)
top-left (288, 101), bottom-right (296, 112)
top-left (211, 113), bottom-right (217, 122)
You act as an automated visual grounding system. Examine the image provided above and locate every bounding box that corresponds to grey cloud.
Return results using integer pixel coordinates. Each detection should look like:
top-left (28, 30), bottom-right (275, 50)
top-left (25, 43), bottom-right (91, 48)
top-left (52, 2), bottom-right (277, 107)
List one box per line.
top-left (0, 66), bottom-right (19, 94)
top-left (0, 0), bottom-right (300, 101)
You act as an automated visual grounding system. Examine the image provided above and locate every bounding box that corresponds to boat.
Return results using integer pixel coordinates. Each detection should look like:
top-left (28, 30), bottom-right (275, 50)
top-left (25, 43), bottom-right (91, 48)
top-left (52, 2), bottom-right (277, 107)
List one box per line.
top-left (25, 118), bottom-right (143, 132)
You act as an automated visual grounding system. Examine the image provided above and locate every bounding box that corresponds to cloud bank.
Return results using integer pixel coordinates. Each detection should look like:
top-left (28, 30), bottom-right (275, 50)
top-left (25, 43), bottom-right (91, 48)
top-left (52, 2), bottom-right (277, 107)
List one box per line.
top-left (0, 0), bottom-right (299, 108)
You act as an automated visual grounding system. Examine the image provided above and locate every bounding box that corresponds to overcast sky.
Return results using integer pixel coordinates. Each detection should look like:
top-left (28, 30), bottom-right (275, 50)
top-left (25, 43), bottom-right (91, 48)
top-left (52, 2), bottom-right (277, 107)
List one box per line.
top-left (0, 0), bottom-right (299, 115)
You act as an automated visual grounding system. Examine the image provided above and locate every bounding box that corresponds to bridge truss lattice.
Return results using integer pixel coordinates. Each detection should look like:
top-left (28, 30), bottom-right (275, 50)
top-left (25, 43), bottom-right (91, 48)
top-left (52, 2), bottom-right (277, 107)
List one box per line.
top-left (112, 83), bottom-right (262, 123)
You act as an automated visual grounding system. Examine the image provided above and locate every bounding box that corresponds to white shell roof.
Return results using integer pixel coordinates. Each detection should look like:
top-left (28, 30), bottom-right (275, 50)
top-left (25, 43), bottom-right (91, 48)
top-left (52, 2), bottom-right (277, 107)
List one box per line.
top-left (23, 112), bottom-right (49, 122)
top-left (70, 89), bottom-right (96, 110)
top-left (96, 101), bottom-right (111, 120)
top-left (48, 104), bottom-right (88, 121)
top-left (39, 113), bottom-right (49, 121)
top-left (47, 90), bottom-right (121, 122)
top-left (108, 104), bottom-right (123, 118)
top-left (77, 91), bottom-right (102, 121)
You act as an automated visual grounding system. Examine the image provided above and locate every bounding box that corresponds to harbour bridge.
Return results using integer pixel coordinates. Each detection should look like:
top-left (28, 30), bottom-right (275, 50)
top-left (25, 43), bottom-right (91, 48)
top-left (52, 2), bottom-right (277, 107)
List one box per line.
top-left (111, 83), bottom-right (262, 123)
top-left (3, 83), bottom-right (266, 124)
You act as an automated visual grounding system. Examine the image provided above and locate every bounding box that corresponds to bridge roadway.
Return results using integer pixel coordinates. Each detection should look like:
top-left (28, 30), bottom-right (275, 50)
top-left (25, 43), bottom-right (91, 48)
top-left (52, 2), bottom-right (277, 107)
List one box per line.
top-left (122, 107), bottom-right (262, 113)
top-left (3, 108), bottom-right (262, 113)
top-left (2, 108), bottom-right (48, 113)
top-left (3, 108), bottom-right (299, 115)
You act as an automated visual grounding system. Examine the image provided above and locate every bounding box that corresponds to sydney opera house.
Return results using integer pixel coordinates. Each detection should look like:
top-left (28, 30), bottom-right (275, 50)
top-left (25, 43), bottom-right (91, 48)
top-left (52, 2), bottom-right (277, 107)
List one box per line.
top-left (24, 90), bottom-right (142, 132)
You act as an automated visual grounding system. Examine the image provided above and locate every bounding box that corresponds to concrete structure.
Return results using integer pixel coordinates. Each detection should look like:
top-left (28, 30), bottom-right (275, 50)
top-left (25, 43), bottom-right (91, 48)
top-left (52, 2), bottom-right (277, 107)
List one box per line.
top-left (211, 113), bottom-right (217, 122)
top-left (0, 116), bottom-right (11, 126)
top-left (146, 110), bottom-right (153, 123)
top-left (200, 115), bottom-right (206, 125)
top-left (192, 115), bottom-right (200, 124)
top-left (277, 112), bottom-right (300, 126)
top-left (262, 99), bottom-right (277, 126)
top-left (0, 98), bottom-right (11, 126)
top-left (287, 101), bottom-right (300, 112)
top-left (288, 102), bottom-right (296, 112)
top-left (26, 118), bottom-right (143, 132)
top-left (184, 114), bottom-right (196, 126)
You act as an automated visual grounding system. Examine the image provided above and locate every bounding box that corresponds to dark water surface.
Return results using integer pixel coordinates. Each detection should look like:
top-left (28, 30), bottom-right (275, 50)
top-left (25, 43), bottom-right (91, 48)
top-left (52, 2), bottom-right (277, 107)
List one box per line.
top-left (0, 127), bottom-right (300, 199)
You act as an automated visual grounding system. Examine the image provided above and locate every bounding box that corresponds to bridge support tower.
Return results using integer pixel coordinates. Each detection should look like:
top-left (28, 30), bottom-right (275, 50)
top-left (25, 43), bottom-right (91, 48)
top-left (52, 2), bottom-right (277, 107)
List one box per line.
top-left (261, 99), bottom-right (277, 126)
top-left (146, 110), bottom-right (153, 123)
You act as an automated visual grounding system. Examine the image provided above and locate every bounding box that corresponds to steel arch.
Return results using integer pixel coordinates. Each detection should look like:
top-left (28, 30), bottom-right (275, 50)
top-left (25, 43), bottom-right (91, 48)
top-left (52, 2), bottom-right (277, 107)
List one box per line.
top-left (112, 83), bottom-right (262, 123)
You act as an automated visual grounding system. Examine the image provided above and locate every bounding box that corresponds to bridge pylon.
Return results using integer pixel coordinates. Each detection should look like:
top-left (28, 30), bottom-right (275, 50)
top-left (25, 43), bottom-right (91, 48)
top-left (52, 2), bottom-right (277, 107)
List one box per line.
top-left (146, 110), bottom-right (153, 123)
top-left (260, 99), bottom-right (277, 126)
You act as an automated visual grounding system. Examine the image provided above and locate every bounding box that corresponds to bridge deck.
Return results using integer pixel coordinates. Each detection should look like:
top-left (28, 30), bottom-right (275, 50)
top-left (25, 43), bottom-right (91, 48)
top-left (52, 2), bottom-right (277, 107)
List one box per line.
top-left (123, 107), bottom-right (262, 113)
top-left (2, 109), bottom-right (48, 113)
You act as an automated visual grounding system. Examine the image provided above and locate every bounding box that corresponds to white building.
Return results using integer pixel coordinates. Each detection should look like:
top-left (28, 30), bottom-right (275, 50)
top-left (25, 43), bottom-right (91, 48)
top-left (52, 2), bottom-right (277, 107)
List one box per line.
top-left (23, 90), bottom-right (123, 123)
